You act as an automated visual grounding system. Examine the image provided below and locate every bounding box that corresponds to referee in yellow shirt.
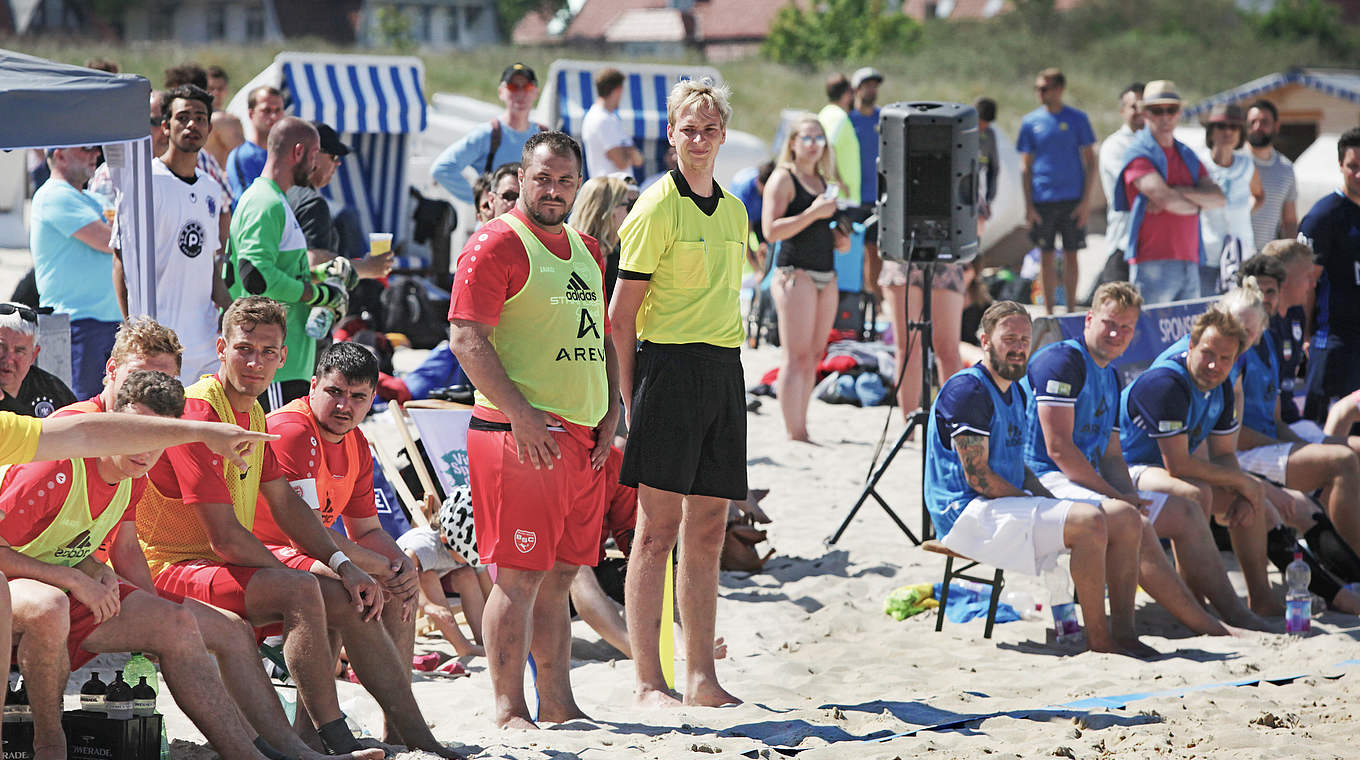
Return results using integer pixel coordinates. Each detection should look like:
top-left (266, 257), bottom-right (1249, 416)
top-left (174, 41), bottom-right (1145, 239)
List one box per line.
top-left (609, 78), bottom-right (747, 709)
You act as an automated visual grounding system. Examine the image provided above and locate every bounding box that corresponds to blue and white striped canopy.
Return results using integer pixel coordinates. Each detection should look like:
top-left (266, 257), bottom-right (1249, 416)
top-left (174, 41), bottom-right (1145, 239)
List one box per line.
top-left (238, 53), bottom-right (428, 243)
top-left (546, 60), bottom-right (723, 181)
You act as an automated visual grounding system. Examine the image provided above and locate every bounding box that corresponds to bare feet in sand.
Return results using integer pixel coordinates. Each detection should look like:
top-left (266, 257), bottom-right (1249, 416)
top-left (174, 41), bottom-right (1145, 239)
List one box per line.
top-left (636, 685), bottom-right (684, 708)
top-left (684, 674), bottom-right (742, 707)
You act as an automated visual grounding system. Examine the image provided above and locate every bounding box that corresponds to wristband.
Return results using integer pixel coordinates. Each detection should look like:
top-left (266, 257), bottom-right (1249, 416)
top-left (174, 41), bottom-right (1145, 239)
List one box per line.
top-left (326, 550), bottom-right (351, 572)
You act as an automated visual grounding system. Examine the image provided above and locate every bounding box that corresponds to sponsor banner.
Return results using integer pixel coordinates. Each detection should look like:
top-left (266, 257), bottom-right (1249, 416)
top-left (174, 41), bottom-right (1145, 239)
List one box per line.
top-left (406, 408), bottom-right (474, 497)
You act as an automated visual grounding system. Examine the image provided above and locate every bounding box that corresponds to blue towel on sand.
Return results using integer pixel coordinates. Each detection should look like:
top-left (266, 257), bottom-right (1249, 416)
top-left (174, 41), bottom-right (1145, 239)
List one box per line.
top-left (933, 582), bottom-right (1021, 624)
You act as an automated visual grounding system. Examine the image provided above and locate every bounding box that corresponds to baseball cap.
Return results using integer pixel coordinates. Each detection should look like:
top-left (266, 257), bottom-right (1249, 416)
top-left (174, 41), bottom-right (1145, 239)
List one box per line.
top-left (500, 63), bottom-right (538, 86)
top-left (312, 121), bottom-right (351, 157)
top-left (851, 67), bottom-right (884, 89)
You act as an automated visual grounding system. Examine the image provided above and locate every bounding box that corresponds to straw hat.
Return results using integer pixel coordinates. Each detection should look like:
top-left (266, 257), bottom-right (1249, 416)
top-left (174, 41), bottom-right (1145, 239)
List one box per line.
top-left (1140, 80), bottom-right (1182, 106)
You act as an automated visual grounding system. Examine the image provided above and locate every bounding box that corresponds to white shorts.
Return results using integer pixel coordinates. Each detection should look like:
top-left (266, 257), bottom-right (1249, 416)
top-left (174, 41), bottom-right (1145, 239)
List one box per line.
top-left (1236, 442), bottom-right (1294, 485)
top-left (1290, 420), bottom-right (1326, 444)
top-left (1037, 471), bottom-right (1171, 525)
top-left (940, 496), bottom-right (1086, 576)
top-left (397, 527), bottom-right (464, 576)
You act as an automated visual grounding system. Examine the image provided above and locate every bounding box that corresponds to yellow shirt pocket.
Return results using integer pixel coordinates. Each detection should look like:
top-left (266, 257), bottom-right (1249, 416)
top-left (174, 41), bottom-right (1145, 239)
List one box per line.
top-left (663, 241), bottom-right (709, 289)
top-left (721, 241), bottom-right (745, 290)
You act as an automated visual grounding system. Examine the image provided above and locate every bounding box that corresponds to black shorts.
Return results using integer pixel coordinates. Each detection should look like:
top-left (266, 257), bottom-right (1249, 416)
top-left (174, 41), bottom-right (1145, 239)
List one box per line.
top-left (1028, 199), bottom-right (1086, 251)
top-left (619, 342), bottom-right (748, 500)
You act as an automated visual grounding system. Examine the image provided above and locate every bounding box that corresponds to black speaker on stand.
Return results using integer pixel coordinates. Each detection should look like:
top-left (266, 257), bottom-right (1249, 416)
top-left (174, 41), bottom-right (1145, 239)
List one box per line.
top-left (828, 102), bottom-right (979, 548)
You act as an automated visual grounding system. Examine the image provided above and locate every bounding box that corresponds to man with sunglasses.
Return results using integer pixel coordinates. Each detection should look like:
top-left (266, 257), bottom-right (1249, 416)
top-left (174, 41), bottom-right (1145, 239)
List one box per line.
top-left (30, 145), bottom-right (122, 403)
top-left (1112, 80), bottom-right (1225, 305)
top-left (432, 63), bottom-right (547, 206)
top-left (0, 303), bottom-right (75, 419)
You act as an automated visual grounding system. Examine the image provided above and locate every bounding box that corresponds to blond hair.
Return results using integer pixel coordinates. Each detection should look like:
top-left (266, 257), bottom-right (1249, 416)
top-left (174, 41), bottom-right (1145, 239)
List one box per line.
top-left (667, 77), bottom-right (732, 130)
top-left (774, 115), bottom-right (839, 186)
top-left (1091, 281), bottom-right (1144, 313)
top-left (570, 176), bottom-right (631, 253)
top-left (1218, 278), bottom-right (1269, 336)
top-left (110, 317), bottom-right (183, 370)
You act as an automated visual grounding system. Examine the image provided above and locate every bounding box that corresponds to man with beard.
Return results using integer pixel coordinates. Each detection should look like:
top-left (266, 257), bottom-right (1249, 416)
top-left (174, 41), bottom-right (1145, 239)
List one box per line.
top-left (29, 146), bottom-right (120, 401)
top-left (1246, 99), bottom-right (1299, 245)
top-left (120, 84), bottom-right (231, 383)
top-left (1023, 283), bottom-right (1269, 633)
top-left (925, 301), bottom-right (1153, 656)
top-left (449, 131), bottom-right (618, 728)
top-left (225, 117), bottom-right (346, 411)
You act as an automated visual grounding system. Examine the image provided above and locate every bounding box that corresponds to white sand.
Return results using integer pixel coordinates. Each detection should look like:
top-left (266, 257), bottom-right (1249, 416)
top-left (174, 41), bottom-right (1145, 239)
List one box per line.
top-left (77, 341), bottom-right (1353, 759)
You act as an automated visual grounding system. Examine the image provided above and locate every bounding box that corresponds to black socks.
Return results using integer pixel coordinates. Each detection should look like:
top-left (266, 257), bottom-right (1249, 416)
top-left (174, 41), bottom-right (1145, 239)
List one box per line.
top-left (318, 717), bottom-right (364, 754)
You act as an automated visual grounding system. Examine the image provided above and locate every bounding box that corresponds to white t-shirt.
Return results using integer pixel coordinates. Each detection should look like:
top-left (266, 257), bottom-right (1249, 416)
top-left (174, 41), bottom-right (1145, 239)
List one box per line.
top-left (581, 102), bottom-right (634, 179)
top-left (150, 158), bottom-right (223, 384)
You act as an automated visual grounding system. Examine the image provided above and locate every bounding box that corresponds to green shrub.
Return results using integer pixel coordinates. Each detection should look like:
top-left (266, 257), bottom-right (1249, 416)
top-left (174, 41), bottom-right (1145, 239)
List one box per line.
top-left (762, 0), bottom-right (921, 67)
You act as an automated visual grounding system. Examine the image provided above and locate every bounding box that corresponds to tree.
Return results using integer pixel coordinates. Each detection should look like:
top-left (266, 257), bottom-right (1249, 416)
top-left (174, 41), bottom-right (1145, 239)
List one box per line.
top-left (495, 0), bottom-right (570, 39)
top-left (763, 0), bottom-right (921, 67)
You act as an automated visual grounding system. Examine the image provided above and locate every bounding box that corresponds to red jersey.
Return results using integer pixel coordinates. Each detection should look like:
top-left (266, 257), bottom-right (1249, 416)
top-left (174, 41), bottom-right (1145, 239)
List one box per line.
top-left (147, 394), bottom-right (281, 507)
top-left (0, 457), bottom-right (147, 546)
top-left (252, 399), bottom-right (376, 546)
top-left (49, 396), bottom-right (107, 417)
top-left (448, 207), bottom-right (610, 333)
top-left (1122, 146), bottom-right (1209, 264)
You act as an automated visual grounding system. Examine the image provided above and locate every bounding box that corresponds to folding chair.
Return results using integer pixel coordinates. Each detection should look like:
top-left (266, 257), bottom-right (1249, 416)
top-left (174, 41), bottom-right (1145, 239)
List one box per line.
top-left (922, 540), bottom-right (1005, 639)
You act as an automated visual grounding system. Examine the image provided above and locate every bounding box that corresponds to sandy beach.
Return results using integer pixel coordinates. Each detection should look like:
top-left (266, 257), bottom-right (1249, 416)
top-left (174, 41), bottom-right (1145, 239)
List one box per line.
top-left (52, 340), bottom-right (1350, 760)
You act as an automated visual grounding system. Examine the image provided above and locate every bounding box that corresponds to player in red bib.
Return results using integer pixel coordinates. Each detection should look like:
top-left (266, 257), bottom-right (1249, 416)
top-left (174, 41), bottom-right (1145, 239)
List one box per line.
top-left (0, 371), bottom-right (285, 760)
top-left (51, 319), bottom-right (389, 760)
top-left (449, 131), bottom-right (619, 729)
top-left (255, 342), bottom-right (427, 745)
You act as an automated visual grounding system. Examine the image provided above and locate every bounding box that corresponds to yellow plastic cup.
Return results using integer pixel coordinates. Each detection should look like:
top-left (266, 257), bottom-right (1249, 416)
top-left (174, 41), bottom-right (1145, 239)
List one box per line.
top-left (369, 232), bottom-right (393, 257)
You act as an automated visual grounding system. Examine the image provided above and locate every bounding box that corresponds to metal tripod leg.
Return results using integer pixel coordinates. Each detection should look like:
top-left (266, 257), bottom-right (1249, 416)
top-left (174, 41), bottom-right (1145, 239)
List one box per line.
top-left (826, 408), bottom-right (926, 546)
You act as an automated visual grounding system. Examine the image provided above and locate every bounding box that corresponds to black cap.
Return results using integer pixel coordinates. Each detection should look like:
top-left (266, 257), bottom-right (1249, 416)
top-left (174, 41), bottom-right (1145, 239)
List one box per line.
top-left (311, 121), bottom-right (350, 157)
top-left (500, 63), bottom-right (537, 86)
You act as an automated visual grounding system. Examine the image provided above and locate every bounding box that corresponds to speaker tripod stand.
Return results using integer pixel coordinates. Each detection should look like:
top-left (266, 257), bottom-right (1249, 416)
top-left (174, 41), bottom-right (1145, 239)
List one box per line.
top-left (826, 260), bottom-right (942, 547)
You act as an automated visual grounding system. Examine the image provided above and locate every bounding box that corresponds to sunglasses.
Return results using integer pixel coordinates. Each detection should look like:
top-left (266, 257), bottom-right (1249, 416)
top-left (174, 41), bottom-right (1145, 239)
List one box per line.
top-left (797, 135), bottom-right (828, 146)
top-left (1211, 123), bottom-right (1240, 130)
top-left (0, 303), bottom-right (37, 323)
top-left (503, 81), bottom-right (538, 93)
top-left (498, 191), bottom-right (519, 202)
top-left (1145, 105), bottom-right (1180, 117)
top-left (1035, 85), bottom-right (1054, 93)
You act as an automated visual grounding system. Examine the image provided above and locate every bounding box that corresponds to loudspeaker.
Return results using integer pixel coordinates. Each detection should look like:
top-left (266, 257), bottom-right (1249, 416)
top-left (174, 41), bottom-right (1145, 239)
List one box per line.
top-left (877, 102), bottom-right (979, 263)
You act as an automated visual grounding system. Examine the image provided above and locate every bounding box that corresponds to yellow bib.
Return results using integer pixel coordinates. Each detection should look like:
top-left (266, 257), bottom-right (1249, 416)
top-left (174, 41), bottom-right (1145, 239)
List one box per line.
top-left (5, 458), bottom-right (132, 568)
top-left (137, 375), bottom-right (267, 577)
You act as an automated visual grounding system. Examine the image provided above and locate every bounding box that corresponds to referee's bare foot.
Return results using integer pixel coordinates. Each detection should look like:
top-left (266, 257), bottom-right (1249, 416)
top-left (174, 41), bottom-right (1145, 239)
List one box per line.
top-left (537, 703), bottom-right (591, 724)
top-left (636, 685), bottom-right (683, 708)
top-left (684, 675), bottom-right (741, 707)
top-left (496, 713), bottom-right (539, 730)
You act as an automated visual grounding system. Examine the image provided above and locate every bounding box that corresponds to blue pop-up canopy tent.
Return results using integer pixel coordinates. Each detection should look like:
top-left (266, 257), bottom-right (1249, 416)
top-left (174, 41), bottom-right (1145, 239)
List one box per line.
top-left (228, 52), bottom-right (428, 244)
top-left (0, 48), bottom-right (158, 382)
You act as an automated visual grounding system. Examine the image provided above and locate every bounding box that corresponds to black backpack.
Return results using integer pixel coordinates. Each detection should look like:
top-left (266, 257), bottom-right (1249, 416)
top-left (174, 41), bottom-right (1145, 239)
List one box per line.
top-left (380, 275), bottom-right (450, 350)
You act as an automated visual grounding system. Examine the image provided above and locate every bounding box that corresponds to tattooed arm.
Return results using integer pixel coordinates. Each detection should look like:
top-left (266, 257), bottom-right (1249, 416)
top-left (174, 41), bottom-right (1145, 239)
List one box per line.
top-left (953, 433), bottom-right (1026, 500)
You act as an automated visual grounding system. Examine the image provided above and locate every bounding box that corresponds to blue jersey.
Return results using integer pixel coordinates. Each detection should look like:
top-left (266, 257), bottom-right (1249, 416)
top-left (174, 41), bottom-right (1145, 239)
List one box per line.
top-left (1015, 105), bottom-right (1096, 203)
top-left (1120, 336), bottom-right (1239, 467)
top-left (926, 364), bottom-right (1029, 536)
top-left (1022, 337), bottom-right (1121, 476)
top-left (1239, 330), bottom-right (1281, 438)
top-left (1299, 191), bottom-right (1360, 348)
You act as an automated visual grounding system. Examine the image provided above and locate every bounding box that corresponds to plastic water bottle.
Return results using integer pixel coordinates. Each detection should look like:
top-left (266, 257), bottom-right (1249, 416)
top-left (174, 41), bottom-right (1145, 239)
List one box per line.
top-left (305, 305), bottom-right (336, 340)
top-left (79, 671), bottom-right (107, 713)
top-left (1044, 564), bottom-right (1082, 643)
top-left (1002, 590), bottom-right (1045, 621)
top-left (1286, 550), bottom-right (1311, 635)
top-left (105, 670), bottom-right (134, 719)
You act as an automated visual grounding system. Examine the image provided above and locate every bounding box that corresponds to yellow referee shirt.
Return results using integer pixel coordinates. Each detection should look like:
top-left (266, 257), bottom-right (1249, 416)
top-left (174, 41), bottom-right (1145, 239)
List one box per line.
top-left (618, 170), bottom-right (748, 348)
top-left (0, 411), bottom-right (42, 465)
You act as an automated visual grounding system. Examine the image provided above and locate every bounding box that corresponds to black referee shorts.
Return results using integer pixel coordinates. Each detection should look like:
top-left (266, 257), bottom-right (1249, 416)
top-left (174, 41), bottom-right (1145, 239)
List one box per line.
top-left (619, 342), bottom-right (748, 500)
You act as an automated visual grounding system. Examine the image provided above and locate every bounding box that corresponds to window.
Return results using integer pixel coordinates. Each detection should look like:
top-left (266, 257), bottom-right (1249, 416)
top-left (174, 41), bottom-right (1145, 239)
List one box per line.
top-left (246, 3), bottom-right (266, 40)
top-left (207, 3), bottom-right (227, 39)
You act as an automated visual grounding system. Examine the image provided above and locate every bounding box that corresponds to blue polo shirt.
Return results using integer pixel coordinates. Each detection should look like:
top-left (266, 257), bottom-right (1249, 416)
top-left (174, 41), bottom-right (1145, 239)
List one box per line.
top-left (1016, 105), bottom-right (1096, 203)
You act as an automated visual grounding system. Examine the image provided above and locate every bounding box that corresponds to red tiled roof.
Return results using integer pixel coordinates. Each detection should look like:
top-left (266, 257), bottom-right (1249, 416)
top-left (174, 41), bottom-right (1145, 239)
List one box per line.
top-left (565, 0), bottom-right (660, 40)
top-left (691, 0), bottom-right (794, 41)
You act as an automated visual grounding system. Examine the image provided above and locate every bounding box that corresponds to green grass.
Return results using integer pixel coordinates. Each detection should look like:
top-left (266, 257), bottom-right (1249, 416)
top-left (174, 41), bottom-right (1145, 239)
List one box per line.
top-left (6, 2), bottom-right (1358, 144)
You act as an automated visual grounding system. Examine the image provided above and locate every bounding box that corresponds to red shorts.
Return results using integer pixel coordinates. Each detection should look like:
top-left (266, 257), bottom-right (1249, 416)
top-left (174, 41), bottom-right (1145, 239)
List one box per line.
top-left (68, 582), bottom-right (140, 669)
top-left (153, 559), bottom-right (265, 621)
top-left (467, 409), bottom-right (606, 571)
top-left (266, 544), bottom-right (323, 572)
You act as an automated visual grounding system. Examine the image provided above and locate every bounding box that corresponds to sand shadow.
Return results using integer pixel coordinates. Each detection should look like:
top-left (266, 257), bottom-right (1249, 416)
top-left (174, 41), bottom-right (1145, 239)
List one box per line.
top-left (753, 550), bottom-right (898, 583)
top-left (720, 590), bottom-right (824, 613)
top-left (995, 639), bottom-right (1236, 662)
